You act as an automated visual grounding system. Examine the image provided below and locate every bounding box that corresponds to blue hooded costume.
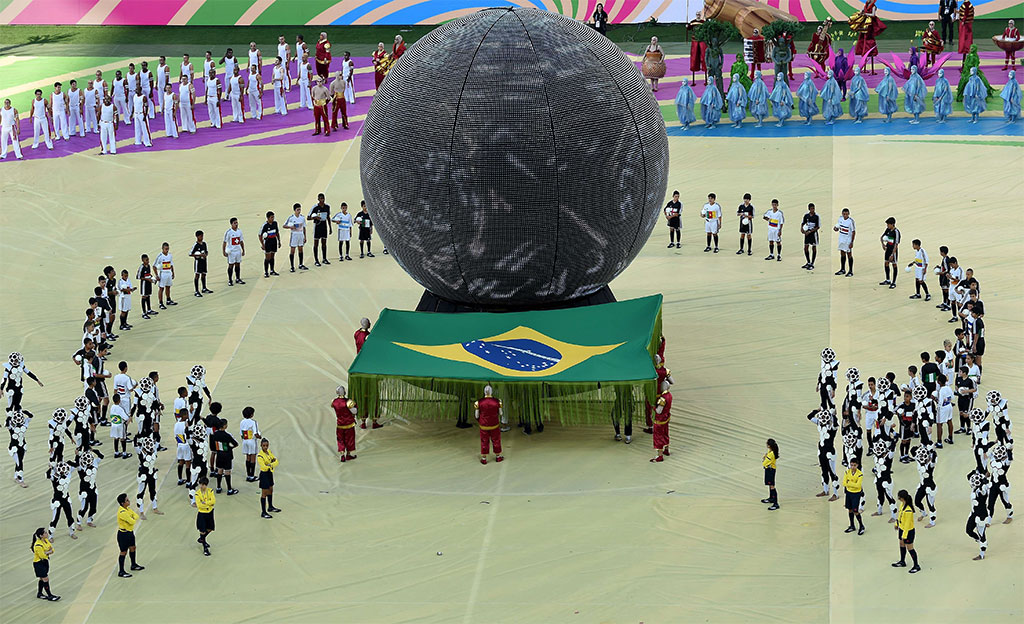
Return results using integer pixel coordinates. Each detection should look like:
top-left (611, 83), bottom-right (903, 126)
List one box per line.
top-left (797, 72), bottom-right (819, 122)
top-left (769, 73), bottom-right (793, 125)
top-left (820, 70), bottom-right (842, 124)
top-left (700, 79), bottom-right (724, 127)
top-left (933, 68), bottom-right (953, 122)
top-left (876, 67), bottom-right (898, 121)
top-left (675, 78), bottom-right (697, 127)
top-left (726, 74), bottom-right (748, 126)
top-left (749, 70), bottom-right (770, 126)
top-left (963, 67), bottom-right (987, 123)
top-left (903, 65), bottom-right (926, 123)
top-left (1000, 70), bottom-right (1021, 122)
top-left (849, 65), bottom-right (869, 122)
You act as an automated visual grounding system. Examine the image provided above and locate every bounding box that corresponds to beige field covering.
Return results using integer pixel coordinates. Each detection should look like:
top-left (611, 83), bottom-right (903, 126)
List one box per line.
top-left (0, 133), bottom-right (1021, 623)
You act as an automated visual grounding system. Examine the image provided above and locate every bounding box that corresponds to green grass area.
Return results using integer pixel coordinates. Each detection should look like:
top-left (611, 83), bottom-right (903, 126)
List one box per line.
top-left (0, 56), bottom-right (126, 93)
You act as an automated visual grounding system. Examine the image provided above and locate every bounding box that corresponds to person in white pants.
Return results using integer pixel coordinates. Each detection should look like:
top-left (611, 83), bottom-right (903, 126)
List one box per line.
top-left (246, 68), bottom-right (263, 120)
top-left (272, 57), bottom-right (287, 116)
top-left (83, 82), bottom-right (99, 134)
top-left (178, 76), bottom-right (196, 134)
top-left (227, 66), bottom-right (244, 123)
top-left (98, 95), bottom-right (117, 155)
top-left (132, 88), bottom-right (151, 147)
top-left (156, 56), bottom-right (169, 112)
top-left (162, 84), bottom-right (179, 138)
top-left (125, 65), bottom-right (139, 119)
top-left (111, 71), bottom-right (130, 127)
top-left (205, 69), bottom-right (222, 129)
top-left (1, 99), bottom-right (24, 159)
top-left (49, 82), bottom-right (69, 140)
top-left (139, 61), bottom-right (155, 119)
top-left (341, 51), bottom-right (356, 104)
top-left (67, 80), bottom-right (85, 136)
top-left (278, 36), bottom-right (292, 92)
top-left (202, 51), bottom-right (215, 101)
top-left (30, 90), bottom-right (53, 150)
top-left (297, 53), bottom-right (313, 110)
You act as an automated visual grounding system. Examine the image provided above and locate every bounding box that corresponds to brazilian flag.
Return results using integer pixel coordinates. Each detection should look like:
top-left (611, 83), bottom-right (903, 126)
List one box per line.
top-left (348, 295), bottom-right (663, 425)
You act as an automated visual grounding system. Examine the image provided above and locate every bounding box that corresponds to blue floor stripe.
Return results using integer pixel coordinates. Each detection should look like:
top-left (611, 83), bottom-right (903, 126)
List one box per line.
top-left (666, 117), bottom-right (1024, 139)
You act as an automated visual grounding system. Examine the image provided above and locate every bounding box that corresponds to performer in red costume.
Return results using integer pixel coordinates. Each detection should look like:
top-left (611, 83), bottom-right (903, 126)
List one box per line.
top-left (747, 29), bottom-right (766, 80)
top-left (372, 42), bottom-right (389, 89)
top-left (688, 13), bottom-right (706, 80)
top-left (650, 380), bottom-right (673, 462)
top-left (475, 385), bottom-right (503, 465)
top-left (643, 355), bottom-right (673, 434)
top-left (354, 317), bottom-right (370, 353)
top-left (958, 0), bottom-right (975, 62)
top-left (1001, 20), bottom-right (1021, 70)
top-left (332, 386), bottom-right (357, 462)
top-left (392, 35), bottom-right (406, 60)
top-left (310, 76), bottom-right (330, 137)
top-left (807, 20), bottom-right (833, 74)
top-left (657, 335), bottom-right (666, 361)
top-left (851, 0), bottom-right (886, 74)
top-left (329, 72), bottom-right (348, 131)
top-left (921, 20), bottom-right (944, 66)
top-left (315, 32), bottom-right (332, 82)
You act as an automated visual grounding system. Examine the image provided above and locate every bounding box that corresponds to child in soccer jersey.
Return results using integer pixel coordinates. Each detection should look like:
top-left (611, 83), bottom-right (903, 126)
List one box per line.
top-left (239, 407), bottom-right (261, 482)
top-left (763, 200), bottom-right (784, 261)
top-left (736, 193), bottom-right (755, 256)
top-left (800, 203), bottom-right (821, 270)
top-left (700, 193), bottom-right (722, 253)
top-left (136, 254), bottom-right (158, 320)
top-left (906, 239), bottom-right (930, 301)
top-left (664, 191), bottom-right (682, 248)
top-left (223, 218), bottom-right (245, 286)
top-left (154, 242), bottom-right (176, 309)
top-left (173, 408), bottom-right (192, 486)
top-left (260, 211), bottom-right (282, 277)
top-left (332, 203), bottom-right (353, 260)
top-left (116, 270), bottom-right (136, 331)
top-left (936, 373), bottom-right (955, 446)
top-left (355, 201), bottom-right (375, 258)
top-left (284, 203), bottom-right (309, 271)
top-left (879, 217), bottom-right (900, 289)
top-left (935, 246), bottom-right (951, 310)
top-left (189, 230), bottom-right (212, 297)
top-left (210, 418), bottom-right (239, 495)
top-left (833, 207), bottom-right (856, 277)
top-left (955, 366), bottom-right (977, 435)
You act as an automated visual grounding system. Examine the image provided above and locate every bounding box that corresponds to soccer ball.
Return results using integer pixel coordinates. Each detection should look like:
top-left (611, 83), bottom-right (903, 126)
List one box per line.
top-left (905, 266), bottom-right (912, 273)
top-left (934, 266), bottom-right (941, 275)
top-left (742, 217), bottom-right (750, 225)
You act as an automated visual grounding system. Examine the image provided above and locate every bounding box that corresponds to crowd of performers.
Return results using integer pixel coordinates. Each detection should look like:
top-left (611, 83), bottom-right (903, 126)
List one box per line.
top-left (788, 259), bottom-right (1011, 567)
top-left (0, 32), bottom-right (409, 160)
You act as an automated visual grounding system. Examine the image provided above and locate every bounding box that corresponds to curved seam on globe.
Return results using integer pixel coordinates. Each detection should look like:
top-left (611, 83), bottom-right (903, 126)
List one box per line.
top-left (508, 9), bottom-right (563, 300)
top-left (442, 9), bottom-right (507, 307)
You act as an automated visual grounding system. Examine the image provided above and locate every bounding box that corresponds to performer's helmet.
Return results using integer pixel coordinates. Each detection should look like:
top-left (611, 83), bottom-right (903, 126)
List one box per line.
top-left (846, 367), bottom-right (859, 382)
top-left (9, 410), bottom-right (26, 428)
top-left (51, 408), bottom-right (67, 424)
top-left (483, 384), bottom-right (493, 396)
top-left (992, 444), bottom-right (1008, 463)
top-left (912, 386), bottom-right (927, 402)
top-left (80, 450), bottom-right (96, 467)
top-left (191, 365), bottom-right (205, 379)
top-left (821, 348), bottom-right (836, 362)
top-left (969, 408), bottom-right (985, 423)
top-left (877, 378), bottom-right (891, 392)
top-left (189, 422), bottom-right (206, 441)
top-left (986, 390), bottom-right (1001, 405)
top-left (54, 461), bottom-right (71, 480)
top-left (74, 396), bottom-right (90, 411)
top-left (360, 317), bottom-right (370, 329)
top-left (8, 352), bottom-right (23, 366)
top-left (871, 440), bottom-right (888, 457)
top-left (336, 385), bottom-right (346, 397)
top-left (914, 445), bottom-right (930, 464)
top-left (139, 437), bottom-right (156, 455)
top-left (843, 432), bottom-right (858, 449)
top-left (138, 378), bottom-right (153, 393)
top-left (968, 471), bottom-right (986, 490)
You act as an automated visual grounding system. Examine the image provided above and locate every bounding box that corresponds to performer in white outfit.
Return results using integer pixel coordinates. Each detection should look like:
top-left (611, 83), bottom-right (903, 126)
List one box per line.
top-left (297, 53), bottom-right (313, 110)
top-left (50, 82), bottom-right (69, 140)
top-left (83, 81), bottom-right (98, 134)
top-left (181, 54), bottom-right (194, 84)
top-left (92, 70), bottom-right (108, 98)
top-left (98, 95), bottom-right (117, 155)
top-left (341, 51), bottom-right (356, 104)
top-left (221, 48), bottom-right (238, 82)
top-left (178, 76), bottom-right (196, 133)
top-left (278, 37), bottom-right (292, 91)
top-left (139, 61), bottom-right (155, 119)
top-left (156, 56), bottom-right (169, 112)
top-left (205, 69), bottom-right (222, 129)
top-left (202, 51), bottom-right (215, 100)
top-left (162, 84), bottom-right (179, 138)
top-left (30, 90), bottom-right (53, 150)
top-left (246, 68), bottom-right (263, 120)
top-left (295, 35), bottom-right (309, 78)
top-left (67, 80), bottom-right (84, 136)
top-left (227, 67), bottom-right (245, 123)
top-left (247, 42), bottom-right (262, 79)
top-left (132, 88), bottom-right (151, 147)
top-left (272, 57), bottom-right (287, 116)
top-left (125, 65), bottom-right (138, 118)
top-left (111, 71), bottom-right (129, 126)
top-left (0, 99), bottom-right (23, 160)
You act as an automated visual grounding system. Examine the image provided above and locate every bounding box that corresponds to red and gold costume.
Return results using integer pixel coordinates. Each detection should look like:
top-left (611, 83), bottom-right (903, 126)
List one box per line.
top-left (392, 40), bottom-right (406, 60)
top-left (688, 17), bottom-right (706, 73)
top-left (652, 390), bottom-right (672, 456)
top-left (746, 33), bottom-right (766, 80)
top-left (850, 0), bottom-right (886, 59)
top-left (476, 396), bottom-right (502, 461)
top-left (312, 82), bottom-right (330, 136)
top-left (958, 1), bottom-right (975, 56)
top-left (372, 49), bottom-right (390, 89)
top-left (645, 362), bottom-right (671, 430)
top-left (807, 20), bottom-right (833, 73)
top-left (657, 336), bottom-right (666, 361)
top-left (921, 25), bottom-right (943, 66)
top-left (1001, 25), bottom-right (1021, 69)
top-left (330, 77), bottom-right (348, 131)
top-left (315, 37), bottom-right (332, 81)
top-left (354, 328), bottom-right (369, 353)
top-left (332, 396), bottom-right (357, 459)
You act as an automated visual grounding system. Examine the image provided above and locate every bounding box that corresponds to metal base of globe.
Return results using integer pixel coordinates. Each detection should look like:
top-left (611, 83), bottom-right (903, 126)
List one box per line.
top-left (414, 286), bottom-right (617, 313)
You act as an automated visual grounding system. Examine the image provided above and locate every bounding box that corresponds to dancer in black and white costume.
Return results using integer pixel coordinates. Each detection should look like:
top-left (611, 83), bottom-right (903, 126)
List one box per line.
top-left (2, 352), bottom-right (43, 411)
top-left (816, 348), bottom-right (839, 410)
top-left (185, 365), bottom-right (211, 419)
top-left (913, 385), bottom-right (936, 447)
top-left (133, 378), bottom-right (157, 450)
top-left (187, 421), bottom-right (209, 505)
top-left (134, 436), bottom-right (163, 518)
top-left (70, 396), bottom-right (91, 451)
top-left (871, 439), bottom-right (898, 522)
top-left (47, 408), bottom-right (74, 472)
top-left (809, 408), bottom-right (840, 500)
top-left (74, 449), bottom-right (100, 528)
top-left (842, 430), bottom-right (863, 473)
top-left (48, 461), bottom-right (78, 540)
top-left (966, 469), bottom-right (991, 560)
top-left (911, 444), bottom-right (937, 527)
top-left (841, 368), bottom-right (863, 467)
top-left (970, 408), bottom-right (994, 471)
top-left (986, 390), bottom-right (1013, 462)
top-left (987, 443), bottom-right (1013, 525)
top-left (5, 409), bottom-right (31, 487)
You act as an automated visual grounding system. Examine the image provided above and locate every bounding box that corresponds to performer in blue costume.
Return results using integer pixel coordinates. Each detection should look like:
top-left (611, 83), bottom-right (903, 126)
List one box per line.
top-left (821, 69), bottom-right (843, 125)
top-left (700, 78), bottom-right (723, 128)
top-left (749, 70), bottom-right (770, 127)
top-left (963, 66), bottom-right (987, 123)
top-left (932, 68), bottom-right (953, 123)
top-left (876, 67), bottom-right (898, 122)
top-left (769, 72), bottom-right (793, 127)
top-left (797, 71), bottom-right (819, 124)
top-left (675, 77), bottom-right (696, 129)
top-left (1000, 70), bottom-right (1021, 123)
top-left (726, 73), bottom-right (748, 128)
top-left (849, 65), bottom-right (869, 123)
top-left (903, 65), bottom-right (926, 124)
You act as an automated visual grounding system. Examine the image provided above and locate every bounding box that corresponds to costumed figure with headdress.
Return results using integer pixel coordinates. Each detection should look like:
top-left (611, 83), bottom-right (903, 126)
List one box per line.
top-left (642, 37), bottom-right (667, 92)
top-left (963, 67), bottom-right (988, 123)
top-left (956, 44), bottom-right (993, 101)
top-left (745, 28), bottom-right (766, 80)
top-left (701, 77), bottom-right (723, 128)
top-left (688, 13), bottom-right (707, 79)
top-left (849, 65), bottom-right (869, 122)
top-left (726, 73), bottom-right (748, 127)
top-left (833, 49), bottom-right (850, 99)
top-left (769, 72), bottom-right (793, 127)
top-left (996, 20), bottom-right (1022, 70)
top-left (772, 33), bottom-right (794, 85)
top-left (958, 0), bottom-right (975, 62)
top-left (922, 20), bottom-right (944, 66)
top-left (797, 72), bottom-right (819, 124)
top-left (1000, 71), bottom-right (1021, 122)
top-left (372, 42), bottom-right (391, 89)
top-left (850, 0), bottom-right (886, 74)
top-left (749, 70), bottom-right (770, 127)
top-left (675, 78), bottom-right (697, 129)
top-left (903, 65), bottom-right (927, 124)
top-left (807, 19), bottom-right (833, 74)
top-left (933, 68), bottom-right (953, 122)
top-left (730, 54), bottom-right (752, 91)
top-left (821, 69), bottom-right (842, 124)
top-left (876, 67), bottom-right (898, 122)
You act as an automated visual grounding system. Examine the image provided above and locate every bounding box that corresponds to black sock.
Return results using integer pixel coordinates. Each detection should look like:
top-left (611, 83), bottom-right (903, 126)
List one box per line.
top-left (811, 248), bottom-right (817, 264)
top-left (366, 242), bottom-right (371, 253)
top-left (313, 246), bottom-right (319, 263)
top-left (261, 497), bottom-right (267, 513)
top-left (196, 275), bottom-right (201, 291)
top-left (216, 473), bottom-right (223, 488)
top-left (38, 579), bottom-right (44, 596)
top-left (268, 494), bottom-right (274, 508)
top-left (910, 549), bottom-right (919, 566)
top-left (777, 245), bottom-right (781, 255)
top-left (202, 274), bottom-right (208, 288)
top-left (840, 256), bottom-right (846, 271)
top-left (339, 242), bottom-right (344, 257)
top-left (899, 546), bottom-right (906, 563)
top-left (270, 257), bottom-right (275, 271)
top-left (885, 265), bottom-right (890, 280)
top-left (916, 282), bottom-right (921, 295)
top-left (227, 267), bottom-right (233, 281)
top-left (804, 248), bottom-right (810, 262)
top-left (848, 511), bottom-right (855, 528)
top-left (713, 234), bottom-right (719, 247)
top-left (177, 464), bottom-right (183, 480)
top-left (290, 254), bottom-right (295, 269)
top-left (264, 259), bottom-right (269, 273)
top-left (225, 475), bottom-right (232, 490)
top-left (45, 581), bottom-right (53, 597)
top-left (298, 251), bottom-right (304, 265)
top-left (921, 282), bottom-right (929, 295)
top-left (848, 257), bottom-right (853, 272)
top-left (129, 550), bottom-right (137, 565)
top-left (234, 265), bottom-right (240, 280)
top-left (857, 514), bottom-right (865, 529)
top-left (740, 238), bottom-right (746, 251)
top-left (119, 554), bottom-right (126, 573)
